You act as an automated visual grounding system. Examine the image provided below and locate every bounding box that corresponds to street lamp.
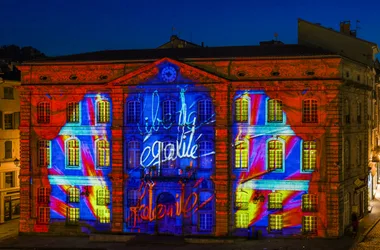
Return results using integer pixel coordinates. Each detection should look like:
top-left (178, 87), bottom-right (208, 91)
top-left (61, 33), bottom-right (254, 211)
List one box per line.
top-left (14, 158), bottom-right (20, 167)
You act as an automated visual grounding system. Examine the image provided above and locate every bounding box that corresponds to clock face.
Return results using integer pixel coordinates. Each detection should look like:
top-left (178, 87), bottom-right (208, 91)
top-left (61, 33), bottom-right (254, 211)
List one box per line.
top-left (161, 66), bottom-right (177, 83)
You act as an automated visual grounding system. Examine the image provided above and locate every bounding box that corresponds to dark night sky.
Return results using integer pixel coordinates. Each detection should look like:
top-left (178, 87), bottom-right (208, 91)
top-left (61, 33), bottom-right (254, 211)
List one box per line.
top-left (1, 0), bottom-right (380, 57)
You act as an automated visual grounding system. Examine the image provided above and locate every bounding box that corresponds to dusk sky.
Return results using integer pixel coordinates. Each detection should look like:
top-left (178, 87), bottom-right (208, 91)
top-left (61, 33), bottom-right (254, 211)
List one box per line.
top-left (1, 0), bottom-right (380, 56)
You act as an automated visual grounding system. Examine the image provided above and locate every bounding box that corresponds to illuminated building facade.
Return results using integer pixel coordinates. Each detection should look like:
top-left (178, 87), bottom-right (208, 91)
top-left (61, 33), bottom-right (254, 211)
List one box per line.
top-left (16, 39), bottom-right (377, 237)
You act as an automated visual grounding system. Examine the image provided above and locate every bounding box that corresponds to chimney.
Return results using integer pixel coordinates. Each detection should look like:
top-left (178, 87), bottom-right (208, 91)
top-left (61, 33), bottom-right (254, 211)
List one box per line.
top-left (340, 21), bottom-right (351, 35)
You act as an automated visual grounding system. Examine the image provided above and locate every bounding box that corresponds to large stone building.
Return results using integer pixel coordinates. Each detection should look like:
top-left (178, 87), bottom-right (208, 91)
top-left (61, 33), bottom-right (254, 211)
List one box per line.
top-left (0, 60), bottom-right (21, 224)
top-left (16, 23), bottom-right (378, 238)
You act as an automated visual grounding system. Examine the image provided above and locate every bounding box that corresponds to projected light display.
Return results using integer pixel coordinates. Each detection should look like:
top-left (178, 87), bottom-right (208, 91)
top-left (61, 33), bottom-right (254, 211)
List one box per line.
top-left (232, 91), bottom-right (315, 236)
top-left (124, 63), bottom-right (215, 234)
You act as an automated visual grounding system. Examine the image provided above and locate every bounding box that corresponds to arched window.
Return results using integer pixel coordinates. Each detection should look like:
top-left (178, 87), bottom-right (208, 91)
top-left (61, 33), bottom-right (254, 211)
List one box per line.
top-left (302, 99), bottom-right (318, 123)
top-left (128, 141), bottom-right (140, 169)
top-left (37, 102), bottom-right (51, 124)
top-left (268, 192), bottom-right (282, 210)
top-left (67, 139), bottom-right (80, 167)
top-left (235, 140), bottom-right (248, 169)
top-left (127, 101), bottom-right (141, 123)
top-left (68, 187), bottom-right (79, 203)
top-left (268, 140), bottom-right (283, 171)
top-left (344, 139), bottom-right (350, 168)
top-left (267, 99), bottom-right (283, 122)
top-left (162, 100), bottom-right (176, 124)
top-left (97, 100), bottom-right (110, 123)
top-left (235, 97), bottom-right (248, 122)
top-left (199, 141), bottom-right (213, 169)
top-left (97, 139), bottom-right (110, 167)
top-left (302, 141), bottom-right (316, 171)
top-left (302, 194), bottom-right (317, 212)
top-left (97, 187), bottom-right (110, 205)
top-left (198, 99), bottom-right (213, 123)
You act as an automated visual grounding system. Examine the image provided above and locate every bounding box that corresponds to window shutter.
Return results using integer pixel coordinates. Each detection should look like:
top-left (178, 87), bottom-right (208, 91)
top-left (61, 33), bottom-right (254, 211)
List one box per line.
top-left (5, 141), bottom-right (12, 159)
top-left (14, 112), bottom-right (20, 129)
top-left (0, 111), bottom-right (2, 129)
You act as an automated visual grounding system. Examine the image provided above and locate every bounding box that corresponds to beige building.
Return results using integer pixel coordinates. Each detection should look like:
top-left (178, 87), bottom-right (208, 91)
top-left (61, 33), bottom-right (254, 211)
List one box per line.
top-left (298, 19), bottom-right (379, 232)
top-left (0, 61), bottom-right (21, 224)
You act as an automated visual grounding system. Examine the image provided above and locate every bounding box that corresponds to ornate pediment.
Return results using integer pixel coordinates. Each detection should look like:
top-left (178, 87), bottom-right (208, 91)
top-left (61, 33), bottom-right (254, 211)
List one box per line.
top-left (109, 58), bottom-right (227, 86)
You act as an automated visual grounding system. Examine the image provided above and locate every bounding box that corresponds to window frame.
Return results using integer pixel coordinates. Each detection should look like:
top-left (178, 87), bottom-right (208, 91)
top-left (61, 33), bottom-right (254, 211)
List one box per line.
top-left (5, 171), bottom-right (15, 188)
top-left (38, 187), bottom-right (50, 204)
top-left (4, 113), bottom-right (13, 129)
top-left (97, 208), bottom-right (110, 223)
top-left (198, 99), bottom-right (213, 124)
top-left (68, 187), bottom-right (80, 203)
top-left (161, 140), bottom-right (176, 169)
top-left (267, 139), bottom-right (285, 173)
top-left (66, 102), bottom-right (80, 123)
top-left (38, 207), bottom-right (50, 224)
top-left (268, 214), bottom-right (283, 232)
top-left (67, 207), bottom-right (80, 225)
top-left (302, 215), bottom-right (317, 233)
top-left (162, 99), bottom-right (177, 124)
top-left (235, 191), bottom-right (249, 210)
top-left (302, 194), bottom-right (317, 212)
top-left (96, 139), bottom-right (110, 168)
top-left (301, 140), bottom-right (317, 172)
top-left (3, 87), bottom-right (14, 99)
top-left (97, 187), bottom-right (110, 206)
top-left (267, 99), bottom-right (284, 123)
top-left (127, 100), bottom-right (141, 124)
top-left (199, 213), bottom-right (213, 231)
top-left (96, 99), bottom-right (110, 124)
top-left (198, 140), bottom-right (214, 169)
top-left (128, 140), bottom-right (141, 169)
top-left (235, 140), bottom-right (248, 170)
top-left (37, 102), bottom-right (51, 124)
top-left (302, 99), bottom-right (318, 123)
top-left (4, 140), bottom-right (12, 159)
top-left (127, 189), bottom-right (139, 207)
top-left (268, 192), bottom-right (283, 210)
top-left (235, 96), bottom-right (249, 123)
top-left (66, 138), bottom-right (80, 168)
top-left (38, 140), bottom-right (51, 168)
top-left (235, 212), bottom-right (249, 229)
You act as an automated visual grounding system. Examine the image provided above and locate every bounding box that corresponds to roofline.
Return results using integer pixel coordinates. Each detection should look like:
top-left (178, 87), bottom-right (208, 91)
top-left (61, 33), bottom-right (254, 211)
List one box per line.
top-left (298, 18), bottom-right (379, 47)
top-left (22, 54), bottom-right (341, 66)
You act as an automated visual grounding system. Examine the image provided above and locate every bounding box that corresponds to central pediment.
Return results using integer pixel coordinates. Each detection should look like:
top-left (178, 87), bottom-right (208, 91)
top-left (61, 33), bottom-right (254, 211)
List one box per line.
top-left (108, 57), bottom-right (227, 86)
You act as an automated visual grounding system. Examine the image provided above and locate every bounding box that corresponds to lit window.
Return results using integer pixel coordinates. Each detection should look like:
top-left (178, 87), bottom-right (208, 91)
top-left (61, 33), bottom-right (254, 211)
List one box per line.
top-left (235, 97), bottom-right (248, 122)
top-left (302, 216), bottom-right (317, 233)
top-left (5, 172), bottom-right (14, 188)
top-left (67, 207), bottom-right (79, 224)
top-left (199, 192), bottom-right (213, 210)
top-left (235, 213), bottom-right (249, 228)
top-left (235, 191), bottom-right (248, 210)
top-left (162, 100), bottom-right (176, 124)
top-left (302, 99), bottom-right (317, 123)
top-left (5, 141), bottom-right (12, 159)
top-left (199, 141), bottom-right (213, 168)
top-left (268, 140), bottom-right (283, 171)
top-left (38, 207), bottom-right (50, 224)
top-left (97, 208), bottom-right (110, 223)
top-left (302, 141), bottom-right (316, 171)
top-left (68, 187), bottom-right (80, 203)
top-left (97, 100), bottom-right (110, 123)
top-left (235, 140), bottom-right (248, 169)
top-left (127, 189), bottom-right (138, 207)
top-left (127, 101), bottom-right (141, 123)
top-left (4, 87), bottom-right (14, 99)
top-left (302, 194), bottom-right (317, 212)
top-left (128, 141), bottom-right (140, 169)
top-left (269, 214), bottom-right (283, 232)
top-left (199, 213), bottom-right (213, 231)
top-left (198, 99), bottom-right (213, 123)
top-left (97, 188), bottom-right (110, 205)
top-left (268, 192), bottom-right (282, 210)
top-left (67, 139), bottom-right (80, 167)
top-left (38, 187), bottom-right (50, 203)
top-left (37, 102), bottom-right (51, 124)
top-left (38, 140), bottom-right (50, 168)
top-left (162, 141), bottom-right (175, 168)
top-left (267, 99), bottom-right (283, 122)
top-left (67, 102), bottom-right (80, 123)
top-left (97, 139), bottom-right (110, 167)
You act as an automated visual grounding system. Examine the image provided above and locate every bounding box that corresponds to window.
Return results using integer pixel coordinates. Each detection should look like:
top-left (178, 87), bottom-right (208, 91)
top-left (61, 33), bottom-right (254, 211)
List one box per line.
top-left (199, 141), bottom-right (213, 169)
top-left (3, 87), bottom-right (14, 99)
top-left (302, 141), bottom-right (316, 171)
top-left (97, 100), bottom-right (110, 123)
top-left (199, 213), bottom-right (213, 231)
top-left (4, 114), bottom-right (13, 129)
top-left (344, 139), bottom-right (350, 168)
top-left (38, 187), bottom-right (50, 203)
top-left (344, 100), bottom-right (350, 124)
top-left (97, 188), bottom-right (110, 205)
top-left (97, 208), bottom-right (110, 223)
top-left (235, 97), bottom-right (249, 122)
top-left (38, 207), bottom-right (50, 224)
top-left (97, 140), bottom-right (110, 168)
top-left (235, 140), bottom-right (248, 169)
top-left (127, 189), bottom-right (138, 207)
top-left (302, 100), bottom-right (317, 123)
top-left (357, 102), bottom-right (362, 124)
top-left (235, 191), bottom-right (248, 210)
top-left (128, 141), bottom-right (140, 169)
top-left (268, 140), bottom-right (283, 171)
top-left (199, 192), bottom-right (213, 210)
top-left (5, 172), bottom-right (15, 188)
top-left (38, 140), bottom-right (50, 168)
top-left (269, 214), bottom-right (283, 232)
top-left (198, 99), bottom-right (213, 123)
top-left (268, 192), bottom-right (282, 210)
top-left (37, 102), bottom-right (51, 124)
top-left (357, 140), bottom-right (362, 166)
top-left (67, 139), bottom-right (80, 167)
top-left (267, 99), bottom-right (283, 123)
top-left (67, 102), bottom-right (80, 123)
top-left (127, 101), bottom-right (141, 123)
top-left (67, 207), bottom-right (79, 224)
top-left (162, 100), bottom-right (176, 124)
top-left (235, 213), bottom-right (249, 228)
top-left (161, 141), bottom-right (175, 168)
top-left (68, 187), bottom-right (80, 203)
top-left (302, 216), bottom-right (317, 233)
top-left (5, 141), bottom-right (12, 159)
top-left (302, 194), bottom-right (317, 212)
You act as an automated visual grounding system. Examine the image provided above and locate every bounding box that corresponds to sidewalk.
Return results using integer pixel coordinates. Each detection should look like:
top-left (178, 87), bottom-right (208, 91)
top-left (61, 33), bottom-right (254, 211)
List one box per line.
top-left (0, 219), bottom-right (18, 241)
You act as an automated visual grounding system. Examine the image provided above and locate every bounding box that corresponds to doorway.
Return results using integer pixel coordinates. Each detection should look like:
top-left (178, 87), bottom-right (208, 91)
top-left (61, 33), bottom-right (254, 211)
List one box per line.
top-left (156, 192), bottom-right (176, 235)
